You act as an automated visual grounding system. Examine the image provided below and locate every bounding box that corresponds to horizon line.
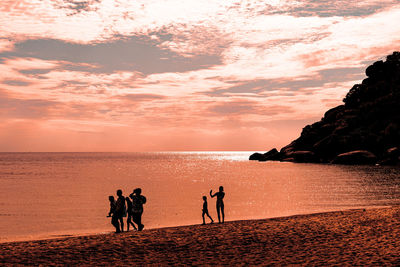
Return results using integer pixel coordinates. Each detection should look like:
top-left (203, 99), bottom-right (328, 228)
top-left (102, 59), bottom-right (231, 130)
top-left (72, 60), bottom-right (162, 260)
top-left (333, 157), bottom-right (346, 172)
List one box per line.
top-left (0, 150), bottom-right (261, 153)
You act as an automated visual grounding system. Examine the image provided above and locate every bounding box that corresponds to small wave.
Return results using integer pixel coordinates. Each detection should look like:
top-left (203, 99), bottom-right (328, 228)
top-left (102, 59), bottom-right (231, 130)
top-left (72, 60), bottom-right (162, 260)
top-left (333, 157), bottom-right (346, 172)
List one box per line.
top-left (50, 234), bottom-right (74, 238)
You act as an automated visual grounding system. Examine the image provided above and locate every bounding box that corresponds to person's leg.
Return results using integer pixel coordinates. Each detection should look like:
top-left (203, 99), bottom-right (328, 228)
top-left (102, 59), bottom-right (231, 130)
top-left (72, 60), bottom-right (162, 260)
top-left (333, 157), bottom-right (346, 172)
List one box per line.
top-left (131, 221), bottom-right (137, 230)
top-left (112, 215), bottom-right (120, 233)
top-left (132, 213), bottom-right (139, 228)
top-left (216, 203), bottom-right (221, 223)
top-left (119, 216), bottom-right (124, 232)
top-left (127, 214), bottom-right (131, 231)
top-left (128, 213), bottom-right (137, 230)
top-left (132, 212), bottom-right (143, 230)
top-left (138, 212), bottom-right (144, 231)
top-left (206, 211), bottom-right (214, 223)
top-left (202, 211), bottom-right (206, 224)
top-left (221, 202), bottom-right (225, 223)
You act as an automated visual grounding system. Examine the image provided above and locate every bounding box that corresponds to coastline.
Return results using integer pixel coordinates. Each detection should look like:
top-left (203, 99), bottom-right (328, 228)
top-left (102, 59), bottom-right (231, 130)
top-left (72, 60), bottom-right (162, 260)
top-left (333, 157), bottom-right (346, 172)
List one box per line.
top-left (0, 205), bottom-right (389, 244)
top-left (1, 207), bottom-right (400, 265)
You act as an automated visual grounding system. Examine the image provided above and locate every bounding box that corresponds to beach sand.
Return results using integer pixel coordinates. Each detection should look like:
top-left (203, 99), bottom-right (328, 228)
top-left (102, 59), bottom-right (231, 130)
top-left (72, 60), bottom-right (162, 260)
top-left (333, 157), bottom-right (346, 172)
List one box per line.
top-left (1, 207), bottom-right (400, 265)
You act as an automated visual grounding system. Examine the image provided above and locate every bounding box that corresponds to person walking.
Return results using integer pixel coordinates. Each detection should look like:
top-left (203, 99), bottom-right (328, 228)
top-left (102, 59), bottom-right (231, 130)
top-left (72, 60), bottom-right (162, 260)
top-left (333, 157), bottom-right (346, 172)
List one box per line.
top-left (201, 196), bottom-right (214, 225)
top-left (114, 189), bottom-right (126, 232)
top-left (129, 188), bottom-right (146, 231)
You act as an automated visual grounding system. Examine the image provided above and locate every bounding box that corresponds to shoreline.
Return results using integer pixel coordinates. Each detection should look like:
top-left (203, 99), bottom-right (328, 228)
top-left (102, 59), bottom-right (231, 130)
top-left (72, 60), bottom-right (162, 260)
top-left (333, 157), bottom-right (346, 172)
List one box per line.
top-left (2, 207), bottom-right (400, 265)
top-left (0, 205), bottom-right (391, 244)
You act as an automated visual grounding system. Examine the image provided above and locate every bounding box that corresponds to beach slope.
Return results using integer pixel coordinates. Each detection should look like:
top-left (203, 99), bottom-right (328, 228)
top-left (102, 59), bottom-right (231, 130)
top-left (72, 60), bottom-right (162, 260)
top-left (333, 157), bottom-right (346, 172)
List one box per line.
top-left (1, 207), bottom-right (400, 265)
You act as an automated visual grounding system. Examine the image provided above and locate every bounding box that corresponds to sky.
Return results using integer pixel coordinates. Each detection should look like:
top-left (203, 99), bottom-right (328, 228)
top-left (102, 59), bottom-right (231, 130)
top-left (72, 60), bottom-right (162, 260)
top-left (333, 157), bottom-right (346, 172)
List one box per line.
top-left (0, 0), bottom-right (399, 152)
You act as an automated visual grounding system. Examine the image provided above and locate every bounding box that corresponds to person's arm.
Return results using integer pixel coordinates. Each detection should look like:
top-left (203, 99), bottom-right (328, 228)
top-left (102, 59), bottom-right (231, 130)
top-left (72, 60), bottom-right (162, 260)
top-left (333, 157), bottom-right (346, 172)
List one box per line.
top-left (141, 196), bottom-right (147, 204)
top-left (210, 190), bottom-right (216, 197)
top-left (108, 203), bottom-right (114, 216)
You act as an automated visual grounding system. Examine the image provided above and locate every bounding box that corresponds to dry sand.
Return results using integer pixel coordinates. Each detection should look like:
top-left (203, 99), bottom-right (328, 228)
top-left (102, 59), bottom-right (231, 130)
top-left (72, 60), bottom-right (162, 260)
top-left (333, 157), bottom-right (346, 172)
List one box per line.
top-left (1, 207), bottom-right (400, 265)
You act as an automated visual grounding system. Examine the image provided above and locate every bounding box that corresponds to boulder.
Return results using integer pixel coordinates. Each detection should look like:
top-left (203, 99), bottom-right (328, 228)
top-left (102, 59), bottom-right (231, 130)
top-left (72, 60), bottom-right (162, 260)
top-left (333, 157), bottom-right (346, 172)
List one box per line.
top-left (280, 141), bottom-right (296, 154)
top-left (249, 152), bottom-right (265, 161)
top-left (323, 105), bottom-right (345, 123)
top-left (387, 147), bottom-right (400, 158)
top-left (281, 157), bottom-right (295, 162)
top-left (285, 151), bottom-right (316, 163)
top-left (365, 60), bottom-right (385, 79)
top-left (263, 148), bottom-right (280, 161)
top-left (377, 147), bottom-right (400, 165)
top-left (332, 150), bottom-right (377, 165)
top-left (249, 148), bottom-right (281, 161)
top-left (377, 158), bottom-right (399, 166)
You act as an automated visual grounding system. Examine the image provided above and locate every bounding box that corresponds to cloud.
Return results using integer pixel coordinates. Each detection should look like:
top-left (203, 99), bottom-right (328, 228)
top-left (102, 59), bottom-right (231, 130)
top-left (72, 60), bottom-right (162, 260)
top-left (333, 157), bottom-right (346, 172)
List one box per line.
top-left (54, 0), bottom-right (102, 14)
top-left (1, 57), bottom-right (60, 70)
top-left (0, 37), bottom-right (221, 74)
top-left (0, 94), bottom-right (59, 119)
top-left (117, 94), bottom-right (166, 101)
top-left (278, 0), bottom-right (399, 17)
top-left (207, 100), bottom-right (295, 116)
top-left (2, 80), bottom-right (32, 86)
top-left (205, 67), bottom-right (364, 97)
top-left (0, 38), bottom-right (14, 52)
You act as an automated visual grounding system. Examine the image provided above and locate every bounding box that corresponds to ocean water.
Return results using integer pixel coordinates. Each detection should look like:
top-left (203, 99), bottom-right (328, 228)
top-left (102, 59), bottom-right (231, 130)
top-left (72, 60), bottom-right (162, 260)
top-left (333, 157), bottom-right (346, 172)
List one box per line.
top-left (0, 152), bottom-right (400, 242)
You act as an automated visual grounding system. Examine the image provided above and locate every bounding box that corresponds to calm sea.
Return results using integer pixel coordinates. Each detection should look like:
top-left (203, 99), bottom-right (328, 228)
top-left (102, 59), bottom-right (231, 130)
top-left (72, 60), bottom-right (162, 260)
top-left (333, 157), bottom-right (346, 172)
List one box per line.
top-left (1, 152), bottom-right (400, 242)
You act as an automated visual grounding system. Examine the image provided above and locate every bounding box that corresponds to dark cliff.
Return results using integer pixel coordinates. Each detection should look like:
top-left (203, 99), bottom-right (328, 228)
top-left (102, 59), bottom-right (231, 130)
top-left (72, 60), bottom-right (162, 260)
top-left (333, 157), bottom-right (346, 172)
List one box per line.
top-left (251, 51), bottom-right (400, 165)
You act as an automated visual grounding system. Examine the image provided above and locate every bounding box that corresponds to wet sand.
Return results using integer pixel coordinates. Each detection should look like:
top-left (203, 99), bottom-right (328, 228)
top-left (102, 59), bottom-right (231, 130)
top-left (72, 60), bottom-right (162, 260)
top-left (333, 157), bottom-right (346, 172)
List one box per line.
top-left (1, 207), bottom-right (400, 265)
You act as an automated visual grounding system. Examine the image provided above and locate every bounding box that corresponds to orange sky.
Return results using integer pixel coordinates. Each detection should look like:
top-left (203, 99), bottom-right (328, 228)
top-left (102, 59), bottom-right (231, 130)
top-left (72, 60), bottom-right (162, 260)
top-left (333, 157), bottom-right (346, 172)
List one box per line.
top-left (0, 0), bottom-right (400, 152)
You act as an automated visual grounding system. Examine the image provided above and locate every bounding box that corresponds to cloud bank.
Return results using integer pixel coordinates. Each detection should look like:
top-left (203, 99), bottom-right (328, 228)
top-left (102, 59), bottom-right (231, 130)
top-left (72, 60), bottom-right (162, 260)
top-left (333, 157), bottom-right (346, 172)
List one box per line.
top-left (0, 0), bottom-right (399, 151)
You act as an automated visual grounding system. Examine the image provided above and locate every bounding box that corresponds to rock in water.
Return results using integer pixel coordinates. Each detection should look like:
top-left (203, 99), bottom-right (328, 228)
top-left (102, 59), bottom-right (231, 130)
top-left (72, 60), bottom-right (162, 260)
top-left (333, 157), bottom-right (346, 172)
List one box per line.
top-left (378, 147), bottom-right (400, 165)
top-left (249, 152), bottom-right (266, 161)
top-left (332, 150), bottom-right (377, 165)
top-left (263, 148), bottom-right (280, 161)
top-left (249, 148), bottom-right (281, 161)
top-left (284, 151), bottom-right (317, 163)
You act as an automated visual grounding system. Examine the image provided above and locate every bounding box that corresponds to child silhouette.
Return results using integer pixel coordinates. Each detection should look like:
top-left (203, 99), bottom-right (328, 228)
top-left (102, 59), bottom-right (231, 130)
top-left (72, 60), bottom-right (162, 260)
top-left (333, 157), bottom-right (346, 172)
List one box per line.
top-left (107, 195), bottom-right (120, 233)
top-left (202, 196), bottom-right (214, 225)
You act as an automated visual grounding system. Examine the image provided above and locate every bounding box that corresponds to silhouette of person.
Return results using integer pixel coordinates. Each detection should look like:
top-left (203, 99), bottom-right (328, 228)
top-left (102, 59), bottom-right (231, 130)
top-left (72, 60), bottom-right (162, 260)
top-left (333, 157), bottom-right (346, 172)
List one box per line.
top-left (129, 188), bottom-right (146, 231)
top-left (202, 196), bottom-right (214, 225)
top-left (114, 189), bottom-right (126, 233)
top-left (210, 186), bottom-right (225, 223)
top-left (108, 195), bottom-right (120, 233)
top-left (125, 196), bottom-right (137, 231)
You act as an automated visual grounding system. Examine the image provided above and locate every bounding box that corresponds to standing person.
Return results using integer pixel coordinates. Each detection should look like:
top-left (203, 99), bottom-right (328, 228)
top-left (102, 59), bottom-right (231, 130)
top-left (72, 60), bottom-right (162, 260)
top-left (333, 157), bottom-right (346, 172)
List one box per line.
top-left (210, 186), bottom-right (225, 223)
top-left (114, 189), bottom-right (126, 233)
top-left (129, 188), bottom-right (146, 231)
top-left (107, 195), bottom-right (120, 233)
top-left (125, 196), bottom-right (137, 231)
top-left (202, 196), bottom-right (214, 225)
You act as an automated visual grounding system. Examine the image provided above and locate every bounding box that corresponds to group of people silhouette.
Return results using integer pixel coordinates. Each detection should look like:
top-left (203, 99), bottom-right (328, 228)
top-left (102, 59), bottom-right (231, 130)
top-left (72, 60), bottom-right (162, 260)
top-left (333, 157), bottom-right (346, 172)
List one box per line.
top-left (108, 188), bottom-right (146, 233)
top-left (107, 186), bottom-right (225, 233)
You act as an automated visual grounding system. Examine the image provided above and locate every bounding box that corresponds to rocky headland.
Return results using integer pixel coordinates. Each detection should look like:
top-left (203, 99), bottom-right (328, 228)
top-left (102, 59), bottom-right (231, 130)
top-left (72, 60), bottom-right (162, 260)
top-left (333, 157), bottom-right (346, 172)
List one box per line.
top-left (250, 51), bottom-right (400, 165)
